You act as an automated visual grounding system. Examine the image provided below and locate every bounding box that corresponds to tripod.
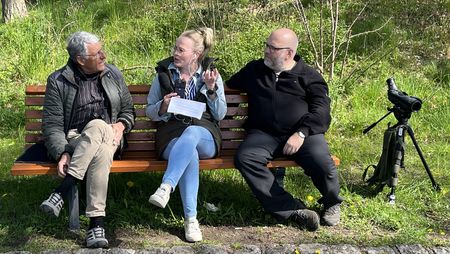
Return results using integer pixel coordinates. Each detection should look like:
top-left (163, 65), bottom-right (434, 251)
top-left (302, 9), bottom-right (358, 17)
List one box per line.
top-left (364, 106), bottom-right (440, 204)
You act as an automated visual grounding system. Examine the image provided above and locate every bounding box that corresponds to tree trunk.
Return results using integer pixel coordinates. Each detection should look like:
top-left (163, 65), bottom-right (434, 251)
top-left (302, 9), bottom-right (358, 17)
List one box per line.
top-left (2, 0), bottom-right (28, 23)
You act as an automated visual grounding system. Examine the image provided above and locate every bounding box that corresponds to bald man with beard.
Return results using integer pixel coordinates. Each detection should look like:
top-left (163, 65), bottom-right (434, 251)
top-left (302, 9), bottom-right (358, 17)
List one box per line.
top-left (226, 28), bottom-right (343, 231)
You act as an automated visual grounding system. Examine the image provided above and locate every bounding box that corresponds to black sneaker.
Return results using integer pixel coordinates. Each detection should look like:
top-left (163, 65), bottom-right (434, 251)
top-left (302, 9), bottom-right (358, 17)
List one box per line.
top-left (321, 203), bottom-right (341, 226)
top-left (86, 226), bottom-right (108, 248)
top-left (290, 209), bottom-right (320, 231)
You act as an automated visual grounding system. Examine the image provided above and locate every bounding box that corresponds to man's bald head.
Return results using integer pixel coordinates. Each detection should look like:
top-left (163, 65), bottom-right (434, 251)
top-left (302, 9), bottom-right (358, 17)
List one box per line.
top-left (268, 28), bottom-right (299, 52)
top-left (264, 28), bottom-right (298, 72)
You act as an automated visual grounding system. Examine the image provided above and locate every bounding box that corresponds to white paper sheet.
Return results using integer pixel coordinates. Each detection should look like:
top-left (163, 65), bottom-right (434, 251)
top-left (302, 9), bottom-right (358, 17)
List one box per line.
top-left (167, 97), bottom-right (206, 120)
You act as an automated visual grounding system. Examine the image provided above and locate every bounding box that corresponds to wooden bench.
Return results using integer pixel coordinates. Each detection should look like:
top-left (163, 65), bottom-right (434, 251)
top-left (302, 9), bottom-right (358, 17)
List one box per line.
top-left (11, 85), bottom-right (340, 230)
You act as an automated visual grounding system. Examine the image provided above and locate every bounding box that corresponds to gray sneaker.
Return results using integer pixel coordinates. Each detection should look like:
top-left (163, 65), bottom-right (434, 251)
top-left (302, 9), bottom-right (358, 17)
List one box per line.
top-left (86, 226), bottom-right (108, 248)
top-left (290, 208), bottom-right (320, 231)
top-left (149, 183), bottom-right (171, 208)
top-left (40, 192), bottom-right (64, 217)
top-left (322, 203), bottom-right (341, 226)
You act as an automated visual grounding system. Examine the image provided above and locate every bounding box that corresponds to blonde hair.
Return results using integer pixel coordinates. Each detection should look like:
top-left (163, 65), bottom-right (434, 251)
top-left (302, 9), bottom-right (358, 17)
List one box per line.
top-left (180, 27), bottom-right (214, 61)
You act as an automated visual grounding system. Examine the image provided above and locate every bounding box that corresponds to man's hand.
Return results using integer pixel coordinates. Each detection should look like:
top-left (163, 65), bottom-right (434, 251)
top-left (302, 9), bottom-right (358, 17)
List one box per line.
top-left (111, 122), bottom-right (126, 146)
top-left (282, 132), bottom-right (305, 155)
top-left (57, 152), bottom-right (71, 178)
top-left (159, 92), bottom-right (179, 116)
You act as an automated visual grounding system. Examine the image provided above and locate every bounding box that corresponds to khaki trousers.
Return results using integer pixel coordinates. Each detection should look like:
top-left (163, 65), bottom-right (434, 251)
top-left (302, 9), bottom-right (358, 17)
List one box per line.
top-left (66, 119), bottom-right (117, 217)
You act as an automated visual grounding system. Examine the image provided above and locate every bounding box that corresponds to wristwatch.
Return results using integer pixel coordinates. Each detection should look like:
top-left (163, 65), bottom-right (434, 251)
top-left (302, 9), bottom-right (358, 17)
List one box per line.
top-left (297, 131), bottom-right (306, 139)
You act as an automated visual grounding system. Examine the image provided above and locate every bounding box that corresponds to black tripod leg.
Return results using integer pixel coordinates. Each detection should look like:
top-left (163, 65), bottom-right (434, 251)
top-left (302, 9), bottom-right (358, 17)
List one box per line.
top-left (387, 125), bottom-right (405, 204)
top-left (405, 126), bottom-right (440, 191)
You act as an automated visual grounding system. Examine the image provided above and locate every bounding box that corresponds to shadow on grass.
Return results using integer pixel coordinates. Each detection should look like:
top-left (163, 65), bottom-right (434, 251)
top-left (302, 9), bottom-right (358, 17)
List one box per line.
top-left (0, 175), bottom-right (82, 249)
top-left (344, 182), bottom-right (382, 198)
top-left (0, 169), bottom-right (279, 249)
top-left (0, 130), bottom-right (299, 249)
top-left (1, 136), bottom-right (331, 250)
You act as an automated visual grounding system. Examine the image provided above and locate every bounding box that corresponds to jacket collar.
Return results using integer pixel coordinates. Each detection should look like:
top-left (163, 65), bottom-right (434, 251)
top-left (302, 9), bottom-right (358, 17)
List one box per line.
top-left (260, 55), bottom-right (306, 76)
top-left (285, 55), bottom-right (306, 76)
top-left (62, 58), bottom-right (110, 86)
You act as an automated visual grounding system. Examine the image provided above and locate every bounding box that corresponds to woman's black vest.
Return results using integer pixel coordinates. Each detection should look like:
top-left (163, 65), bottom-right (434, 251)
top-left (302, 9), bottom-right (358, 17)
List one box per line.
top-left (154, 56), bottom-right (222, 158)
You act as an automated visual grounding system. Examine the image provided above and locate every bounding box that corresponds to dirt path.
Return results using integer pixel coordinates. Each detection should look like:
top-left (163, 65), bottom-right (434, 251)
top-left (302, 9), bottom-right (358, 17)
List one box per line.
top-left (112, 225), bottom-right (350, 248)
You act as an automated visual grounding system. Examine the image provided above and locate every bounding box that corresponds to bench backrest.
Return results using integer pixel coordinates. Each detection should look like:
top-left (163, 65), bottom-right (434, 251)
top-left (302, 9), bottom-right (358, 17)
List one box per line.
top-left (24, 85), bottom-right (247, 159)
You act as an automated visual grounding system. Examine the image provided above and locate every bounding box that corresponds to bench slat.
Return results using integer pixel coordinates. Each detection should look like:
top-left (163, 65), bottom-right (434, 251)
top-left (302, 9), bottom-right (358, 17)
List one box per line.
top-left (11, 156), bottom-right (339, 176)
top-left (25, 129), bottom-right (245, 143)
top-left (25, 94), bottom-right (248, 106)
top-left (122, 140), bottom-right (243, 151)
top-left (25, 106), bottom-right (248, 119)
top-left (25, 85), bottom-right (244, 95)
top-left (25, 119), bottom-right (246, 131)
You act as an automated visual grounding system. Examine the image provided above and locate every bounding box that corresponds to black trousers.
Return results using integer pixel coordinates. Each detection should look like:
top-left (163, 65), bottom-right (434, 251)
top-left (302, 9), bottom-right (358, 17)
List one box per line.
top-left (234, 129), bottom-right (343, 222)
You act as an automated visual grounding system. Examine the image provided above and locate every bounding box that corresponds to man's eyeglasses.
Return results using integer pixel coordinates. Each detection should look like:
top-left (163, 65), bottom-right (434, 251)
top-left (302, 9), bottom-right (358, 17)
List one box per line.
top-left (82, 49), bottom-right (106, 58)
top-left (264, 42), bottom-right (291, 52)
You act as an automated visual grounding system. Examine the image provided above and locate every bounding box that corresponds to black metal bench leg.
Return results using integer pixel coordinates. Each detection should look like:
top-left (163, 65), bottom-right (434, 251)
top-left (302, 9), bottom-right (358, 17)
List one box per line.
top-left (68, 184), bottom-right (80, 231)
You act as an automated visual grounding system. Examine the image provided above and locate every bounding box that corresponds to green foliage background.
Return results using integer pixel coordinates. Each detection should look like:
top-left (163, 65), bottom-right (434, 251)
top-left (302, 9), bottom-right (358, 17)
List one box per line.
top-left (0, 0), bottom-right (449, 251)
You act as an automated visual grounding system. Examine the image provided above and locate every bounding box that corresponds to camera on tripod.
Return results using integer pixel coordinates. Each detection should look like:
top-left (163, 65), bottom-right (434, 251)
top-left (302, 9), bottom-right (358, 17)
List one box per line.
top-left (363, 78), bottom-right (439, 204)
top-left (387, 78), bottom-right (422, 113)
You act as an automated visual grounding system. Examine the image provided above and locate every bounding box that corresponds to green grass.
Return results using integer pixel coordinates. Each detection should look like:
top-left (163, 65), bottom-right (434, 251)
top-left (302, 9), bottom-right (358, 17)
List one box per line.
top-left (0, 0), bottom-right (449, 252)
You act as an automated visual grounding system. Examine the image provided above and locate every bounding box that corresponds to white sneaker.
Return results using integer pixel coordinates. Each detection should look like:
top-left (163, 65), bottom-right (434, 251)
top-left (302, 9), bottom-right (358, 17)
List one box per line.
top-left (40, 192), bottom-right (64, 217)
top-left (86, 226), bottom-right (108, 248)
top-left (148, 183), bottom-right (171, 208)
top-left (184, 217), bottom-right (202, 242)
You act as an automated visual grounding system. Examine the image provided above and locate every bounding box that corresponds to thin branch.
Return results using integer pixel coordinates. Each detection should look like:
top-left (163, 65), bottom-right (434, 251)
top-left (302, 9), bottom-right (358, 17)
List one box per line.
top-left (320, 0), bottom-right (324, 70)
top-left (187, 0), bottom-right (206, 27)
top-left (329, 0), bottom-right (339, 80)
top-left (59, 21), bottom-right (75, 36)
top-left (341, 46), bottom-right (394, 88)
top-left (344, 2), bottom-right (368, 41)
top-left (348, 18), bottom-right (391, 40)
top-left (329, 17), bottom-right (392, 64)
top-left (342, 49), bottom-right (378, 86)
top-left (121, 66), bottom-right (153, 71)
top-left (261, 0), bottom-right (291, 14)
top-left (338, 2), bottom-right (367, 79)
top-left (293, 0), bottom-right (321, 72)
top-left (340, 31), bottom-right (351, 79)
top-left (208, 0), bottom-right (216, 32)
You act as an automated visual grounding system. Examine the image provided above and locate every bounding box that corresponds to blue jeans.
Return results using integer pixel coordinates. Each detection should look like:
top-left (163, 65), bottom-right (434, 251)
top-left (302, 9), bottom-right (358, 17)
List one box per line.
top-left (161, 126), bottom-right (216, 218)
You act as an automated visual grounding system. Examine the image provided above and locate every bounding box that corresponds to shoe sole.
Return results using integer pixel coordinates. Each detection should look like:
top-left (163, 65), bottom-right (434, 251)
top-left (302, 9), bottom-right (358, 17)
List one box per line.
top-left (148, 195), bottom-right (167, 208)
top-left (321, 217), bottom-right (340, 226)
top-left (293, 210), bottom-right (320, 231)
top-left (304, 210), bottom-right (320, 231)
top-left (40, 203), bottom-right (59, 217)
top-left (185, 234), bottom-right (202, 242)
top-left (87, 240), bottom-right (108, 248)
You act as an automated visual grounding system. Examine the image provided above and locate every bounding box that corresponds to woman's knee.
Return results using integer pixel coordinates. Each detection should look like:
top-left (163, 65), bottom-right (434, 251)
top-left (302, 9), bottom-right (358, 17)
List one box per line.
top-left (180, 126), bottom-right (203, 142)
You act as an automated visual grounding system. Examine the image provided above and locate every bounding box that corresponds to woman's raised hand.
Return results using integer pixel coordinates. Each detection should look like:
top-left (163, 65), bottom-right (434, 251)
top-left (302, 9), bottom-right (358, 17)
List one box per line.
top-left (203, 69), bottom-right (219, 90)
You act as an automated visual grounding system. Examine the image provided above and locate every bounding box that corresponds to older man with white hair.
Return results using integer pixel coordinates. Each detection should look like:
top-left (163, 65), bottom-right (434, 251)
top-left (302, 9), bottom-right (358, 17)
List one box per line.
top-left (39, 31), bottom-right (135, 248)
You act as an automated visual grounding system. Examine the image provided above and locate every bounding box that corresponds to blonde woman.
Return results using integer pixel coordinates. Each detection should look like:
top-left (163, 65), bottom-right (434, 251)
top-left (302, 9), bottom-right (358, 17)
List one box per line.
top-left (145, 27), bottom-right (226, 242)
